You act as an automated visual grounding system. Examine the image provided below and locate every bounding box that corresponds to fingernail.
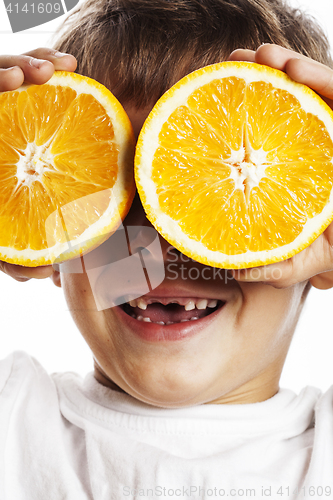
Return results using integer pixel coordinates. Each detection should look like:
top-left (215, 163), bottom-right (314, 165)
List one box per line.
top-left (29, 58), bottom-right (45, 68)
top-left (53, 51), bottom-right (67, 57)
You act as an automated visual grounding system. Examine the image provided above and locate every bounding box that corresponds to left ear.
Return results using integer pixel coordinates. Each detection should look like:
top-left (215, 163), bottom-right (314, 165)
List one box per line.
top-left (50, 270), bottom-right (62, 288)
top-left (310, 270), bottom-right (333, 290)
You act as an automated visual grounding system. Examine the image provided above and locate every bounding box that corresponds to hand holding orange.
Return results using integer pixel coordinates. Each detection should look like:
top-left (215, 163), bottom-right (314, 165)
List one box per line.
top-left (0, 47), bottom-right (77, 281)
top-left (0, 70), bottom-right (135, 268)
top-left (135, 57), bottom-right (333, 273)
top-left (227, 44), bottom-right (333, 288)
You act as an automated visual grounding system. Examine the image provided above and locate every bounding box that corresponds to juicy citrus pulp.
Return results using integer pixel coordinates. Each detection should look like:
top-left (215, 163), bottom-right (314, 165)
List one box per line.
top-left (0, 71), bottom-right (135, 267)
top-left (135, 61), bottom-right (333, 268)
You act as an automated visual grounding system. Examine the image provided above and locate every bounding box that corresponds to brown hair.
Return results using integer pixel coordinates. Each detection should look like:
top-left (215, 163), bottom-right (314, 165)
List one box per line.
top-left (52, 0), bottom-right (333, 108)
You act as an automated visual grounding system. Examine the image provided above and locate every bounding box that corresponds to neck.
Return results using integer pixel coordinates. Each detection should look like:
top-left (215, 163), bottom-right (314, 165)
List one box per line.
top-left (93, 362), bottom-right (126, 395)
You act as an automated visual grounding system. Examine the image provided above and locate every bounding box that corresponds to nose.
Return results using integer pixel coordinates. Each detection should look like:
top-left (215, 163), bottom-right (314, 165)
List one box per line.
top-left (124, 191), bottom-right (173, 261)
top-left (123, 190), bottom-right (153, 227)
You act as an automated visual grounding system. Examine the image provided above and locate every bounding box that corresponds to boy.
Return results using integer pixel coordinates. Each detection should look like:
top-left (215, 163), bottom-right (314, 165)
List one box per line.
top-left (1, 0), bottom-right (333, 498)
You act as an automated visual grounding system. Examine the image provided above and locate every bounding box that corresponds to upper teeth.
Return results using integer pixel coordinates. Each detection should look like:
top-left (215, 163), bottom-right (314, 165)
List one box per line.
top-left (185, 300), bottom-right (195, 311)
top-left (127, 297), bottom-right (218, 310)
top-left (137, 299), bottom-right (147, 310)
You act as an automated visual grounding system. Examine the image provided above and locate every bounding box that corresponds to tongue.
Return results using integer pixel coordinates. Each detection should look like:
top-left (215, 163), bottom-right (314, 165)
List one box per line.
top-left (131, 303), bottom-right (208, 323)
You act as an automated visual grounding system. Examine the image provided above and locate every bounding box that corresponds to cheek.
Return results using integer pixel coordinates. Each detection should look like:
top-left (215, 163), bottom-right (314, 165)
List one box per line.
top-left (61, 272), bottom-right (91, 309)
top-left (61, 272), bottom-right (107, 341)
top-left (235, 282), bottom-right (304, 355)
top-left (204, 283), bottom-right (305, 397)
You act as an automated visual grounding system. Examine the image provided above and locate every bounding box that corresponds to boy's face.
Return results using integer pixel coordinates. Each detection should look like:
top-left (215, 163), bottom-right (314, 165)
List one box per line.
top-left (57, 105), bottom-right (309, 408)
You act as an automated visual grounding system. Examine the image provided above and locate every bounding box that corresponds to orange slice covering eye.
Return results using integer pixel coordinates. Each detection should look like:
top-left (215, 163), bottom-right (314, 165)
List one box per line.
top-left (0, 71), bottom-right (135, 266)
top-left (135, 62), bottom-right (333, 269)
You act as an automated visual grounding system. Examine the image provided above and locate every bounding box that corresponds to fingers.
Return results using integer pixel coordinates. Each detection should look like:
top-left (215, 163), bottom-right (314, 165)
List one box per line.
top-left (285, 58), bottom-right (333, 98)
top-left (310, 270), bottom-right (333, 290)
top-left (0, 261), bottom-right (54, 282)
top-left (23, 47), bottom-right (77, 72)
top-left (228, 49), bottom-right (256, 62)
top-left (229, 44), bottom-right (333, 101)
top-left (0, 67), bottom-right (25, 92)
top-left (0, 48), bottom-right (77, 91)
top-left (230, 249), bottom-right (319, 288)
top-left (254, 44), bottom-right (312, 70)
top-left (230, 232), bottom-right (333, 289)
top-left (49, 270), bottom-right (62, 288)
top-left (256, 44), bottom-right (333, 100)
top-left (0, 55), bottom-right (54, 88)
top-left (230, 260), bottom-right (295, 288)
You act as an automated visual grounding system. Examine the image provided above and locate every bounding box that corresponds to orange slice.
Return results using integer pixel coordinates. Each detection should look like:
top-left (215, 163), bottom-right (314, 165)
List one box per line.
top-left (135, 62), bottom-right (333, 268)
top-left (0, 71), bottom-right (135, 267)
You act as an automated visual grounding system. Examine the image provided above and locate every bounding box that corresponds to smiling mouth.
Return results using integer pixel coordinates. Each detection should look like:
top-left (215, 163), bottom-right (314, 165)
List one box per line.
top-left (120, 297), bottom-right (224, 325)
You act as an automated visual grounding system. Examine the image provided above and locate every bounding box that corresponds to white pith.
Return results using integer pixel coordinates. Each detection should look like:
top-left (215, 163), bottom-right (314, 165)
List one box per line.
top-left (225, 144), bottom-right (269, 194)
top-left (136, 62), bottom-right (333, 267)
top-left (15, 142), bottom-right (56, 189)
top-left (1, 73), bottom-right (134, 265)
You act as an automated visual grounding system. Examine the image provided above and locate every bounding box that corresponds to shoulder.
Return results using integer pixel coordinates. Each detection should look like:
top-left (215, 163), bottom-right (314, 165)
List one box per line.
top-left (0, 351), bottom-right (84, 443)
top-left (0, 350), bottom-right (46, 394)
top-left (0, 353), bottom-right (90, 497)
top-left (0, 351), bottom-right (62, 416)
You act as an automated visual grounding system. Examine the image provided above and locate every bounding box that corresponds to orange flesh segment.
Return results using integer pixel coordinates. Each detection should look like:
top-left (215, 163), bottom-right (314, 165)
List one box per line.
top-left (0, 85), bottom-right (119, 251)
top-left (152, 77), bottom-right (333, 254)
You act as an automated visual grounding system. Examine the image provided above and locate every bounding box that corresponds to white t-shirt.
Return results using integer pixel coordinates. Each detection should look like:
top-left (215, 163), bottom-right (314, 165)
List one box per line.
top-left (1, 351), bottom-right (333, 500)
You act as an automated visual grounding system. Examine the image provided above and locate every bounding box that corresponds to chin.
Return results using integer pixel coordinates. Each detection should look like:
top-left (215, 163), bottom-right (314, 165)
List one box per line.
top-left (130, 389), bottom-right (206, 408)
top-left (121, 365), bottom-right (216, 408)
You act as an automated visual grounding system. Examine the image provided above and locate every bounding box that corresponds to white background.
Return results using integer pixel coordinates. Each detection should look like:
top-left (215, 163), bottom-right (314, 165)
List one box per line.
top-left (0, 0), bottom-right (332, 392)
